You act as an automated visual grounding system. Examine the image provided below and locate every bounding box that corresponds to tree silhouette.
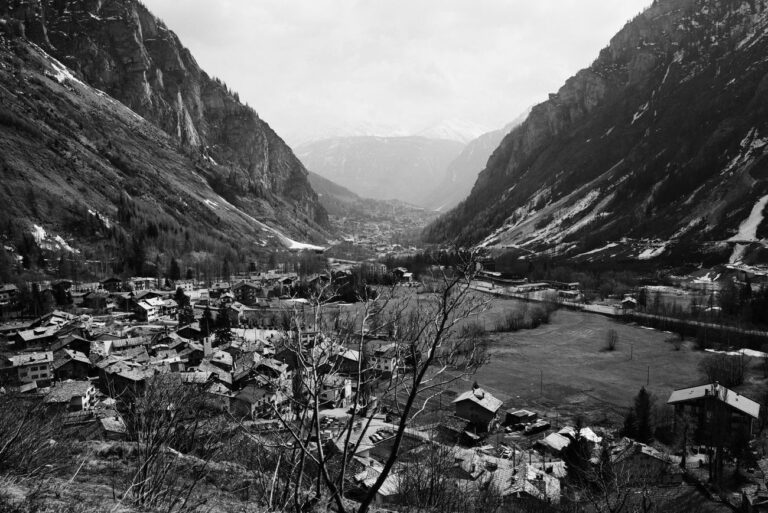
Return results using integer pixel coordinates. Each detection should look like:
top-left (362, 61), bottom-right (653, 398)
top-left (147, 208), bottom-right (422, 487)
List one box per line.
top-left (634, 387), bottom-right (654, 443)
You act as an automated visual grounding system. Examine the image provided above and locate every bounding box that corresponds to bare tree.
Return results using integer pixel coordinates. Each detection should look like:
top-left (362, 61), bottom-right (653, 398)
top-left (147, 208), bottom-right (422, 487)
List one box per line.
top-left (395, 442), bottom-right (504, 513)
top-left (235, 253), bottom-right (490, 513)
top-left (119, 375), bottom-right (221, 512)
top-left (568, 441), bottom-right (670, 513)
top-left (698, 353), bottom-right (745, 387)
top-left (0, 393), bottom-right (66, 477)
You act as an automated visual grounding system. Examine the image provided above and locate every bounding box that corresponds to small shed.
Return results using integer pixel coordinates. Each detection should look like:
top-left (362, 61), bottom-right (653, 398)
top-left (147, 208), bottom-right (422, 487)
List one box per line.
top-left (505, 409), bottom-right (537, 426)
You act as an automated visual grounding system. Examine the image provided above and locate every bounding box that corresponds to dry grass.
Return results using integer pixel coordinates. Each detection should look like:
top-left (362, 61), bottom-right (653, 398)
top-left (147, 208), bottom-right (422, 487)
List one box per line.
top-left (440, 302), bottom-right (752, 427)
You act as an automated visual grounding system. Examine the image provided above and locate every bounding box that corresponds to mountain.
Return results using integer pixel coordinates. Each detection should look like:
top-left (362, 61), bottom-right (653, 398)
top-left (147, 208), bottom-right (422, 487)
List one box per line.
top-left (296, 136), bottom-right (465, 206)
top-left (0, 0), bottom-right (328, 271)
top-left (287, 122), bottom-right (410, 148)
top-left (424, 110), bottom-right (532, 212)
top-left (306, 171), bottom-right (362, 217)
top-left (424, 0), bottom-right (768, 266)
top-left (416, 119), bottom-right (492, 144)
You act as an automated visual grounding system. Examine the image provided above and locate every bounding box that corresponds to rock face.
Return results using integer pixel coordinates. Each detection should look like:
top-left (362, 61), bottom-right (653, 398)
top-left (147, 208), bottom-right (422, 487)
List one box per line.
top-left (0, 35), bottom-right (323, 273)
top-left (297, 136), bottom-right (465, 206)
top-left (2, 0), bottom-right (327, 233)
top-left (424, 0), bottom-right (768, 265)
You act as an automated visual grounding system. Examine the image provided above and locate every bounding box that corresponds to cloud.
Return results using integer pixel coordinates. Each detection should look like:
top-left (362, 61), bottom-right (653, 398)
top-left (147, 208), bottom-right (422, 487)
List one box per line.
top-left (143, 0), bottom-right (650, 145)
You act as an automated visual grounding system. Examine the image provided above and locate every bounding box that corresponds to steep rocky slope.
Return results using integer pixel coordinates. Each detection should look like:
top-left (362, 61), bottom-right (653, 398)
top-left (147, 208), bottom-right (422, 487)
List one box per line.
top-left (0, 0), bottom-right (328, 260)
top-left (307, 171), bottom-right (363, 217)
top-left (424, 111), bottom-right (531, 212)
top-left (425, 0), bottom-right (768, 265)
top-left (297, 136), bottom-right (464, 206)
top-left (0, 35), bottom-right (328, 276)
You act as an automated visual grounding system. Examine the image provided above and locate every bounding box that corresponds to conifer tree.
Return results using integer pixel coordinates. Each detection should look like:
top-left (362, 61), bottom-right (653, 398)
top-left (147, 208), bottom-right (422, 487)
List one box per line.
top-left (634, 386), bottom-right (654, 443)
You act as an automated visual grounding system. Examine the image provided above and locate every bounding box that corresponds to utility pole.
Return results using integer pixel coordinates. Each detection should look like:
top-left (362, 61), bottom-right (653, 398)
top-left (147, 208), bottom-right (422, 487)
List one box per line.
top-left (647, 365), bottom-right (650, 386)
top-left (540, 370), bottom-right (543, 397)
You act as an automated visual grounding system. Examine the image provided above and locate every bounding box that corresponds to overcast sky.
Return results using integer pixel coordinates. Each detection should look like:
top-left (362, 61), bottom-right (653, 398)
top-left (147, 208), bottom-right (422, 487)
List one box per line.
top-left (143, 0), bottom-right (650, 146)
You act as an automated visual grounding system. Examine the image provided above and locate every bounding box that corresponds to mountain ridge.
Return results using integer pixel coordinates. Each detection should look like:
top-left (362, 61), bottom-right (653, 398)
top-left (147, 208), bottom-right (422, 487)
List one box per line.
top-left (1, 0), bottom-right (328, 237)
top-left (0, 0), bottom-right (330, 276)
top-left (424, 0), bottom-right (768, 265)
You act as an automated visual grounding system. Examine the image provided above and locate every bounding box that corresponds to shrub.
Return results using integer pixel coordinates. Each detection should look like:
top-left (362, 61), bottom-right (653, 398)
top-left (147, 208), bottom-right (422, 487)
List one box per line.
top-left (458, 320), bottom-right (486, 339)
top-left (666, 336), bottom-right (682, 351)
top-left (495, 309), bottom-right (525, 332)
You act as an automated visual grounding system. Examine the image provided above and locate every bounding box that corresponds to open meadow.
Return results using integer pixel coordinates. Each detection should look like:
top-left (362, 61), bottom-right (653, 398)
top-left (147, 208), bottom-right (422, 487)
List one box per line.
top-left (439, 297), bottom-right (767, 429)
top-left (342, 286), bottom-right (765, 431)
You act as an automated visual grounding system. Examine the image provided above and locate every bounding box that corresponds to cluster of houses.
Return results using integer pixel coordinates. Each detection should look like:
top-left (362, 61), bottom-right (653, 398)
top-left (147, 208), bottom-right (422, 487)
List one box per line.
top-left (0, 268), bottom-right (366, 327)
top-left (473, 273), bottom-right (584, 303)
top-left (0, 263), bottom-right (414, 446)
top-left (0, 304), bottom-right (393, 431)
top-left (337, 381), bottom-right (764, 509)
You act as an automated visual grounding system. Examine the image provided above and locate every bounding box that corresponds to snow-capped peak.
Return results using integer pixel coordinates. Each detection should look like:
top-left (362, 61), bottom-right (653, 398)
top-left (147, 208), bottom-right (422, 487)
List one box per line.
top-left (416, 118), bottom-right (492, 144)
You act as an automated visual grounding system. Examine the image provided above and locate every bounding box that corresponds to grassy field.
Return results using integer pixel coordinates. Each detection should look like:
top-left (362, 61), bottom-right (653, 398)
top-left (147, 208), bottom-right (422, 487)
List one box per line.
top-left (345, 287), bottom-right (765, 431)
top-left (441, 298), bottom-right (763, 428)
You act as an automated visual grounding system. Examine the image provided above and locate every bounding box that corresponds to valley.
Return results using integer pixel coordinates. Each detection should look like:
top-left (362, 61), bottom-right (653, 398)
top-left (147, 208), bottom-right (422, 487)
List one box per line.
top-left (2, 0), bottom-right (768, 512)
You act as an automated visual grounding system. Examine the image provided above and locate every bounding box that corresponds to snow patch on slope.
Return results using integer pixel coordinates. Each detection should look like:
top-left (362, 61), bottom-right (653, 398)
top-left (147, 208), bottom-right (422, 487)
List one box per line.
top-left (631, 102), bottom-right (650, 124)
top-left (729, 194), bottom-right (768, 242)
top-left (87, 209), bottom-right (111, 229)
top-left (730, 244), bottom-right (748, 264)
top-left (671, 217), bottom-right (703, 239)
top-left (638, 243), bottom-right (667, 260)
top-left (574, 242), bottom-right (619, 258)
top-left (722, 128), bottom-right (768, 176)
top-left (31, 224), bottom-right (79, 254)
top-left (203, 194), bottom-right (326, 252)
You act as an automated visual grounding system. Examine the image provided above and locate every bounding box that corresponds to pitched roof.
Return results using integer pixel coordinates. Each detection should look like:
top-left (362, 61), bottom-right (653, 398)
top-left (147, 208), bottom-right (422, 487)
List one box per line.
top-left (111, 337), bottom-right (150, 350)
top-left (179, 371), bottom-right (212, 384)
top-left (44, 380), bottom-right (93, 403)
top-left (212, 350), bottom-right (233, 367)
top-left (668, 383), bottom-right (760, 419)
top-left (538, 433), bottom-right (571, 453)
top-left (53, 349), bottom-right (90, 369)
top-left (197, 360), bottom-right (233, 386)
top-left (99, 415), bottom-right (126, 433)
top-left (338, 348), bottom-right (360, 362)
top-left (558, 426), bottom-right (603, 444)
top-left (16, 325), bottom-right (59, 342)
top-left (452, 387), bottom-right (503, 413)
top-left (6, 351), bottom-right (54, 367)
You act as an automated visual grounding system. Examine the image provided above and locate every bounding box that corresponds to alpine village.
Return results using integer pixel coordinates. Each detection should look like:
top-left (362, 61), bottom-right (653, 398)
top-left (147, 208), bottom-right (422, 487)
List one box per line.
top-left (2, 1), bottom-right (768, 512)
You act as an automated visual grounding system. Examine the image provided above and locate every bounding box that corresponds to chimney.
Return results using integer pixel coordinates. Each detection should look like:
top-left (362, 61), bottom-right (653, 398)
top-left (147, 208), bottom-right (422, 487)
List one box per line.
top-left (203, 336), bottom-right (212, 358)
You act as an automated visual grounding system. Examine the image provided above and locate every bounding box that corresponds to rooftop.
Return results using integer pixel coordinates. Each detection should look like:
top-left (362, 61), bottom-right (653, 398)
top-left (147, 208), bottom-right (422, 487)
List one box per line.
top-left (44, 380), bottom-right (93, 403)
top-left (667, 382), bottom-right (760, 419)
top-left (5, 351), bottom-right (54, 367)
top-left (452, 387), bottom-right (503, 413)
